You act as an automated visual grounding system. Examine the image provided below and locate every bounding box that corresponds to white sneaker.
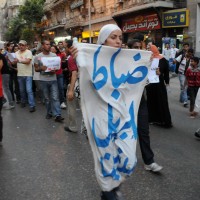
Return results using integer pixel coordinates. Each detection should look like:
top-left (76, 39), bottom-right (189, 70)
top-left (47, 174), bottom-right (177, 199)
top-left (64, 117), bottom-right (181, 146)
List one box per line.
top-left (4, 105), bottom-right (15, 110)
top-left (144, 162), bottom-right (163, 172)
top-left (60, 102), bottom-right (67, 109)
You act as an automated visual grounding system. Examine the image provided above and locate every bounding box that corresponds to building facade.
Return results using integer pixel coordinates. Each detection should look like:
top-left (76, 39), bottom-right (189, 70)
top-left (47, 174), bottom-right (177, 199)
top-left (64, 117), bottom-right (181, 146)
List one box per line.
top-left (187, 0), bottom-right (200, 56)
top-left (43, 0), bottom-right (189, 48)
top-left (0, 0), bottom-right (25, 41)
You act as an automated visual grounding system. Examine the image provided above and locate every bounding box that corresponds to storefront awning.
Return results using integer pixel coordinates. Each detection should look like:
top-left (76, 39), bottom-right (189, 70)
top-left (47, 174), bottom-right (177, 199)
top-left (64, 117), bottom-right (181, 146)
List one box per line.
top-left (112, 0), bottom-right (174, 18)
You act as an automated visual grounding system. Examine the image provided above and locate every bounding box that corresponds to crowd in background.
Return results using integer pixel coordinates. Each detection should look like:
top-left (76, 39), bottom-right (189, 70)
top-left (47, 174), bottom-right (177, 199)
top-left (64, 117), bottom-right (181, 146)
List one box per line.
top-left (0, 37), bottom-right (199, 141)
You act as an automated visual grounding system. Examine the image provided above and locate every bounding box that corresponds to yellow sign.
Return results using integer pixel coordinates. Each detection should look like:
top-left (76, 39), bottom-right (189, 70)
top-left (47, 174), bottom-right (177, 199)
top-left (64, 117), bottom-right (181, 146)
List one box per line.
top-left (162, 9), bottom-right (189, 28)
top-left (82, 31), bottom-right (99, 38)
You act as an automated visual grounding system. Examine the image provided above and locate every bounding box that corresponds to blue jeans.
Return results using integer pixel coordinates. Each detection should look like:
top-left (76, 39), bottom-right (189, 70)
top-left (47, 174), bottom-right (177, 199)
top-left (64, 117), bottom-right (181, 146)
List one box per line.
top-left (18, 76), bottom-right (35, 108)
top-left (56, 74), bottom-right (65, 103)
top-left (2, 74), bottom-right (14, 105)
top-left (178, 73), bottom-right (188, 103)
top-left (40, 80), bottom-right (61, 117)
top-left (169, 58), bottom-right (176, 72)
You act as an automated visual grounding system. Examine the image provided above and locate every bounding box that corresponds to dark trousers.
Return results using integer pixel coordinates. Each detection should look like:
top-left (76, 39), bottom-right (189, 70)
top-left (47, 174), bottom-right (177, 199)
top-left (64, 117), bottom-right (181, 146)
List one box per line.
top-left (188, 86), bottom-right (199, 112)
top-left (9, 72), bottom-right (20, 101)
top-left (0, 97), bottom-right (3, 142)
top-left (138, 95), bottom-right (154, 165)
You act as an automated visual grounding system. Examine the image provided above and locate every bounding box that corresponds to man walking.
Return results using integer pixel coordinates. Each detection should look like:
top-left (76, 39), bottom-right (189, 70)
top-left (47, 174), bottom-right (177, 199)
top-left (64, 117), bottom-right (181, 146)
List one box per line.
top-left (64, 40), bottom-right (79, 132)
top-left (15, 40), bottom-right (35, 112)
top-left (34, 40), bottom-right (64, 122)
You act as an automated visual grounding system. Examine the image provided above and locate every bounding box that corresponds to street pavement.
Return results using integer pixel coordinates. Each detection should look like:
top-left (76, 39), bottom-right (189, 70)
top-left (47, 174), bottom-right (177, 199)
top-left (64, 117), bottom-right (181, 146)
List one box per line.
top-left (0, 76), bottom-right (200, 200)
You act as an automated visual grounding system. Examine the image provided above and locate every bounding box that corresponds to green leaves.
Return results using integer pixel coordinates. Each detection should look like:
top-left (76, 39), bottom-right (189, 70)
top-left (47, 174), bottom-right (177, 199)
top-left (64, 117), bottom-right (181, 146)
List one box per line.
top-left (4, 0), bottom-right (45, 42)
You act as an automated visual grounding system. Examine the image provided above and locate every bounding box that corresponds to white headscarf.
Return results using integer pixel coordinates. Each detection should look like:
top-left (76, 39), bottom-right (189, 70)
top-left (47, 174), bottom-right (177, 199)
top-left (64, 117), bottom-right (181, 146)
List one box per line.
top-left (97, 24), bottom-right (121, 45)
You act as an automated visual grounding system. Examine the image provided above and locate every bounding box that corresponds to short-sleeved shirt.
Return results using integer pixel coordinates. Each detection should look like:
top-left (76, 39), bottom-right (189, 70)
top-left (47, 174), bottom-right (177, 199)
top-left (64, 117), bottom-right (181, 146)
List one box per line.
top-left (176, 55), bottom-right (187, 73)
top-left (163, 48), bottom-right (171, 61)
top-left (16, 50), bottom-right (33, 76)
top-left (171, 48), bottom-right (179, 59)
top-left (34, 52), bottom-right (57, 81)
top-left (56, 52), bottom-right (65, 75)
top-left (68, 55), bottom-right (78, 72)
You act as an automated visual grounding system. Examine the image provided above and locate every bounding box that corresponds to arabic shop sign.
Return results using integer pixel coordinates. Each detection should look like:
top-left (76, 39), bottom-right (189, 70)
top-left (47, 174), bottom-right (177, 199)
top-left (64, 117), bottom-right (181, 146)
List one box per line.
top-left (162, 9), bottom-right (189, 28)
top-left (122, 13), bottom-right (161, 33)
top-left (70, 0), bottom-right (84, 10)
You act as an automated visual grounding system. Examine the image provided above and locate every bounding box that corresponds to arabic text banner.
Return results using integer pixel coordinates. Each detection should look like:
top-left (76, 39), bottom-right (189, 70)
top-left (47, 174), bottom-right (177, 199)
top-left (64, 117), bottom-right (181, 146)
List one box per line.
top-left (76, 43), bottom-right (151, 191)
top-left (122, 13), bottom-right (161, 33)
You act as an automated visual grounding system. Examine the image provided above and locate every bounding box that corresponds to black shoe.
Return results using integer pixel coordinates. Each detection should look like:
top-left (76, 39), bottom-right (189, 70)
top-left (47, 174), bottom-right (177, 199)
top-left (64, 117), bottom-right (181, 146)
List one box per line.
top-left (64, 126), bottom-right (77, 133)
top-left (163, 123), bottom-right (173, 128)
top-left (46, 113), bottom-right (52, 119)
top-left (2, 97), bottom-right (7, 105)
top-left (101, 187), bottom-right (124, 200)
top-left (55, 115), bottom-right (64, 122)
top-left (194, 130), bottom-right (200, 139)
top-left (101, 191), bottom-right (117, 200)
top-left (21, 103), bottom-right (26, 108)
top-left (29, 107), bottom-right (36, 112)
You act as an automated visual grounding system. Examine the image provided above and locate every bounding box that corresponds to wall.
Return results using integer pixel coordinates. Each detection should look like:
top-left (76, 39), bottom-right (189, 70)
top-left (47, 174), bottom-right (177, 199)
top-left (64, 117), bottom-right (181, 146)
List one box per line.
top-left (196, 3), bottom-right (200, 57)
top-left (186, 0), bottom-right (200, 55)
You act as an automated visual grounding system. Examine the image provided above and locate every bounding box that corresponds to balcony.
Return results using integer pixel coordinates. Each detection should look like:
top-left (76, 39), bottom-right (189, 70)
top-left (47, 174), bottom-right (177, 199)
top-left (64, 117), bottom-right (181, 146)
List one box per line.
top-left (44, 0), bottom-right (68, 12)
top-left (112, 0), bottom-right (179, 18)
top-left (64, 17), bottom-right (84, 29)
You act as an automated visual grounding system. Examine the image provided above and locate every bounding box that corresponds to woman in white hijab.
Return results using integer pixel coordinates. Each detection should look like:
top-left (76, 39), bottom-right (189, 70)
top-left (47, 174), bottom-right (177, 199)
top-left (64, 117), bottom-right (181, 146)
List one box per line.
top-left (72, 24), bottom-right (137, 200)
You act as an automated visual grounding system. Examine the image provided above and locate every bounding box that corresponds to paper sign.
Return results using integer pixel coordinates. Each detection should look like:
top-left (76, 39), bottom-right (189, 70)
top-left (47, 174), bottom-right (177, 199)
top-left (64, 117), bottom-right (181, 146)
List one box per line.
top-left (7, 53), bottom-right (16, 62)
top-left (41, 57), bottom-right (61, 72)
top-left (148, 58), bottom-right (160, 83)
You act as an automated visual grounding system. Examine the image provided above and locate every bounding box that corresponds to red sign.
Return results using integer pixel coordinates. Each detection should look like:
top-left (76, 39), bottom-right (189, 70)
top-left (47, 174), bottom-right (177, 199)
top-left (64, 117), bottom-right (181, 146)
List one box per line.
top-left (122, 13), bottom-right (161, 33)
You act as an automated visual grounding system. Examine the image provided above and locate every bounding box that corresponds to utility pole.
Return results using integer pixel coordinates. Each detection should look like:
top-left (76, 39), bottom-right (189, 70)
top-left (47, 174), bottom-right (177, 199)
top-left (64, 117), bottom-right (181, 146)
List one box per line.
top-left (88, 0), bottom-right (91, 43)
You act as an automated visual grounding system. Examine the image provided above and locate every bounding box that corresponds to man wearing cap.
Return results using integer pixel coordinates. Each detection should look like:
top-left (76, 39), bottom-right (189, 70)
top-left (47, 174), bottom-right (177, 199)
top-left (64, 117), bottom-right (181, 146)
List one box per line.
top-left (15, 40), bottom-right (36, 112)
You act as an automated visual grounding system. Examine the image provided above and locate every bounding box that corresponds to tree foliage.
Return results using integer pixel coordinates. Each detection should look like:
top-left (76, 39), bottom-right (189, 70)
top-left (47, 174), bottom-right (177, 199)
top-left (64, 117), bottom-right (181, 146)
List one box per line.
top-left (4, 0), bottom-right (45, 42)
top-left (19, 0), bottom-right (45, 26)
top-left (4, 16), bottom-right (25, 42)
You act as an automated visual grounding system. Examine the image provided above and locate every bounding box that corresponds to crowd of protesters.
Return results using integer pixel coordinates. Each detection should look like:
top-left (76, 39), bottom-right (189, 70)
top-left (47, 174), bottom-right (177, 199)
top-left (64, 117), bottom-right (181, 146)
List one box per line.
top-left (0, 28), bottom-right (200, 199)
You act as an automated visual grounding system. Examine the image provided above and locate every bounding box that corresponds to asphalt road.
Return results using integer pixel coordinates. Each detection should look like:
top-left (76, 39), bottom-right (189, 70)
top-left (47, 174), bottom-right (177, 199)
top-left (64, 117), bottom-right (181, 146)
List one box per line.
top-left (0, 76), bottom-right (200, 200)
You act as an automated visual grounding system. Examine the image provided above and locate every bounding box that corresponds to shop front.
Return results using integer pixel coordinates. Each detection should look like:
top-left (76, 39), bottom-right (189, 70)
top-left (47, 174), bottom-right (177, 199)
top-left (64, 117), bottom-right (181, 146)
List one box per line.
top-left (81, 19), bottom-right (115, 44)
top-left (114, 10), bottom-right (162, 48)
top-left (162, 9), bottom-right (189, 49)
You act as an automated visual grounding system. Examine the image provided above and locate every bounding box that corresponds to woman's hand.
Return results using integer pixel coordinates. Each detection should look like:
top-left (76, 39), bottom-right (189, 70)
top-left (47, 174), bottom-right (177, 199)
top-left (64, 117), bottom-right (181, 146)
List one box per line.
top-left (41, 66), bottom-right (47, 71)
top-left (156, 68), bottom-right (161, 75)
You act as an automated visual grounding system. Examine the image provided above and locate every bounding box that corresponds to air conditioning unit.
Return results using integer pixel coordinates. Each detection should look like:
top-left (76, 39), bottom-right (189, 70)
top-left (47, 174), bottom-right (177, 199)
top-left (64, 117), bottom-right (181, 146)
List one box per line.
top-left (99, 6), bottom-right (105, 13)
top-left (80, 7), bottom-right (88, 17)
top-left (61, 18), bottom-right (67, 24)
top-left (91, 7), bottom-right (95, 13)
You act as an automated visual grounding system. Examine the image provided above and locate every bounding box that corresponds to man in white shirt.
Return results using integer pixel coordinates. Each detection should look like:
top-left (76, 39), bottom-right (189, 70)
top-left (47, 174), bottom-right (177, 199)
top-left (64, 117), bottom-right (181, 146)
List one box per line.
top-left (175, 48), bottom-right (194, 106)
top-left (169, 44), bottom-right (179, 72)
top-left (170, 44), bottom-right (179, 59)
top-left (162, 43), bottom-right (171, 61)
top-left (15, 40), bottom-right (36, 112)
